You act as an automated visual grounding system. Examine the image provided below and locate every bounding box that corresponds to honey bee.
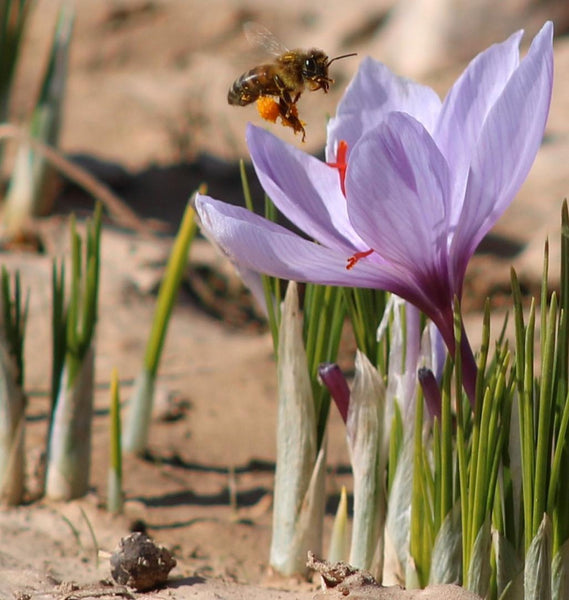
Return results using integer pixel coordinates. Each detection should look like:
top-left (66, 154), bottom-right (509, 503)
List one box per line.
top-left (228, 23), bottom-right (356, 141)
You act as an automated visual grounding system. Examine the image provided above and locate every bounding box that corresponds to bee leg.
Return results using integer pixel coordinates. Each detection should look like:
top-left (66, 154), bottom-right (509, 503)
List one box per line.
top-left (279, 91), bottom-right (303, 122)
top-left (279, 91), bottom-right (294, 114)
top-left (277, 96), bottom-right (293, 121)
top-left (277, 96), bottom-right (306, 141)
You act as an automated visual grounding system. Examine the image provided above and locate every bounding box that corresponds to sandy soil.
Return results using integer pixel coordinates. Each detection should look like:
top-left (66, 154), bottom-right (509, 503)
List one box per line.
top-left (1, 1), bottom-right (569, 598)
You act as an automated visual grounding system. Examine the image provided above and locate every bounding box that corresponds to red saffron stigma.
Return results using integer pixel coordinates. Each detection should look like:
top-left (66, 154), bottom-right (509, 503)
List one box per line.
top-left (327, 140), bottom-right (348, 196)
top-left (346, 248), bottom-right (374, 270)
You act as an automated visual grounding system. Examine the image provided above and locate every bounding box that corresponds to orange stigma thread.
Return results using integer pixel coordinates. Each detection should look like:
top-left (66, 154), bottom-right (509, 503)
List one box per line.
top-left (328, 140), bottom-right (349, 196)
top-left (346, 248), bottom-right (374, 270)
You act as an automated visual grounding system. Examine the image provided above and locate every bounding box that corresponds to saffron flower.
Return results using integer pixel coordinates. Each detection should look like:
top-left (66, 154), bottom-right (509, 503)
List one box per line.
top-left (196, 23), bottom-right (553, 401)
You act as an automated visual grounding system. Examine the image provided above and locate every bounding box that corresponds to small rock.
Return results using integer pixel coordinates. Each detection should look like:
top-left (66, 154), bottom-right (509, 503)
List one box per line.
top-left (110, 532), bottom-right (176, 591)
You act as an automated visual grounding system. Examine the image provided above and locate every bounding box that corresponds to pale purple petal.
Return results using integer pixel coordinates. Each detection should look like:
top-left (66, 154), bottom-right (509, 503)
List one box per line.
top-left (451, 21), bottom-right (554, 287)
top-left (434, 30), bottom-right (524, 223)
top-left (346, 112), bottom-right (451, 284)
top-left (326, 57), bottom-right (442, 161)
top-left (427, 322), bottom-right (447, 382)
top-left (247, 125), bottom-right (364, 253)
top-left (197, 195), bottom-right (390, 287)
top-left (196, 194), bottom-right (440, 313)
top-left (235, 266), bottom-right (268, 316)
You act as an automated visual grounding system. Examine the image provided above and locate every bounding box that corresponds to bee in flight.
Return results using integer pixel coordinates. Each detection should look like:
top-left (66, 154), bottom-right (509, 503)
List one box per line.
top-left (228, 23), bottom-right (356, 141)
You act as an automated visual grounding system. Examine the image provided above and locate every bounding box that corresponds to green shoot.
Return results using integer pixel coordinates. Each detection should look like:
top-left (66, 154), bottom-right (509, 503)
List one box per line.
top-left (107, 367), bottom-right (123, 514)
top-left (123, 195), bottom-right (198, 454)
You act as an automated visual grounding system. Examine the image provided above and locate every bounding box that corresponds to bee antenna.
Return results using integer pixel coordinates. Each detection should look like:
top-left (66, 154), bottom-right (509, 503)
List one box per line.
top-left (327, 52), bottom-right (357, 66)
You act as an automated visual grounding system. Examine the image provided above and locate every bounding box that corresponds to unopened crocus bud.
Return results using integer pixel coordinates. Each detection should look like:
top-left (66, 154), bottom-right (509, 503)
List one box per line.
top-left (319, 362), bottom-right (350, 424)
top-left (418, 367), bottom-right (442, 421)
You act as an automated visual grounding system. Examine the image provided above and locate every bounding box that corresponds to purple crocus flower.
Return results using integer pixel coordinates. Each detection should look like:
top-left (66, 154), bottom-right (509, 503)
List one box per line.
top-left (196, 23), bottom-right (553, 402)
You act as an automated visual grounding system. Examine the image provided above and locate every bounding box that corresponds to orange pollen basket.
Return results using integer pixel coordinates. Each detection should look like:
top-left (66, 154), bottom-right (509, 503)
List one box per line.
top-left (327, 140), bottom-right (349, 196)
top-left (256, 97), bottom-right (280, 123)
top-left (346, 248), bottom-right (374, 270)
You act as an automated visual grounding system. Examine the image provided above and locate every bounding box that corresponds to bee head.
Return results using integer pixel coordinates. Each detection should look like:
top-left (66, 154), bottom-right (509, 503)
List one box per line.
top-left (303, 50), bottom-right (357, 92)
top-left (302, 50), bottom-right (329, 79)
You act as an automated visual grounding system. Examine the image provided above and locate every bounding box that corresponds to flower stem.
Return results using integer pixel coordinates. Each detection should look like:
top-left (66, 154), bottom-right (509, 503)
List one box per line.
top-left (436, 306), bottom-right (477, 408)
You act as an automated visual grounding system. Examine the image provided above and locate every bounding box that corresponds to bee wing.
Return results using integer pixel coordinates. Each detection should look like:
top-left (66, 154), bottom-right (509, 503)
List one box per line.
top-left (243, 22), bottom-right (289, 56)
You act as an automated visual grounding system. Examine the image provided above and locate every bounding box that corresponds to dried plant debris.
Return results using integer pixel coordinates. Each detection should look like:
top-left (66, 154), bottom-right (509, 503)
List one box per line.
top-left (307, 553), bottom-right (482, 600)
top-left (308, 552), bottom-right (380, 597)
top-left (110, 532), bottom-right (176, 592)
